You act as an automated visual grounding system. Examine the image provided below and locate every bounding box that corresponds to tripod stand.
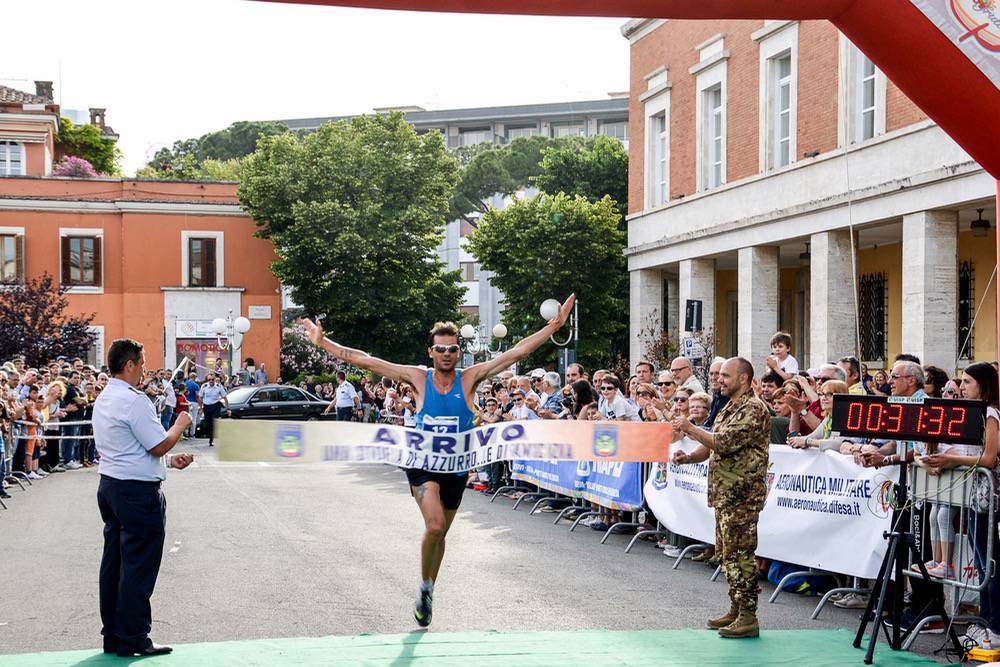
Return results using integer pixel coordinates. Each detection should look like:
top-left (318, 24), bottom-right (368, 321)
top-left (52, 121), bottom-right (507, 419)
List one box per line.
top-left (853, 457), bottom-right (963, 663)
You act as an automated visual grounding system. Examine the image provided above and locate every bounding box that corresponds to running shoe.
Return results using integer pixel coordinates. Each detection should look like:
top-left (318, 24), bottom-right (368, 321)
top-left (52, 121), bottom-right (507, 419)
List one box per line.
top-left (414, 588), bottom-right (432, 627)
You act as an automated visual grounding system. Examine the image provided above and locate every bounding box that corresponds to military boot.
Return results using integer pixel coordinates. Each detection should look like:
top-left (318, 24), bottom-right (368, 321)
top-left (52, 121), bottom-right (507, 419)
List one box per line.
top-left (706, 604), bottom-right (739, 629)
top-left (718, 610), bottom-right (759, 638)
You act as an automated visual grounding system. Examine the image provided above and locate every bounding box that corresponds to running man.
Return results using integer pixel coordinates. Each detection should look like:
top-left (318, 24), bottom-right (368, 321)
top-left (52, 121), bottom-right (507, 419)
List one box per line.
top-left (300, 294), bottom-right (575, 627)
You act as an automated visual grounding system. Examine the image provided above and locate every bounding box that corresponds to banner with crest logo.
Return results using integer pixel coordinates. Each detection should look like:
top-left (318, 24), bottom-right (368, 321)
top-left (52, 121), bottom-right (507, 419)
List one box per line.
top-left (645, 439), bottom-right (899, 579)
top-left (217, 419), bottom-right (671, 473)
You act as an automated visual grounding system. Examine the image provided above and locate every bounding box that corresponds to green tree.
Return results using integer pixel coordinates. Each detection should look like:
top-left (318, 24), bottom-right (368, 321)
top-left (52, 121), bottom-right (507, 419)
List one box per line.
top-left (141, 120), bottom-right (288, 179)
top-left (465, 193), bottom-right (626, 371)
top-left (56, 117), bottom-right (120, 175)
top-left (534, 135), bottom-right (629, 218)
top-left (136, 157), bottom-right (242, 181)
top-left (239, 113), bottom-right (465, 364)
top-left (449, 135), bottom-right (552, 223)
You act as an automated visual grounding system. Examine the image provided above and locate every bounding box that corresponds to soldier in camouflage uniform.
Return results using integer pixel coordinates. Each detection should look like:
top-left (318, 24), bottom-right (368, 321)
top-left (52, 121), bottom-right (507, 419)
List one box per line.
top-left (673, 357), bottom-right (770, 638)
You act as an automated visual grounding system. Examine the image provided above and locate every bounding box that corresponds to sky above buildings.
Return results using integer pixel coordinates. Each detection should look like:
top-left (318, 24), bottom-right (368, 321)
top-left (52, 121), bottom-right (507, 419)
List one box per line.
top-left (3, 0), bottom-right (629, 174)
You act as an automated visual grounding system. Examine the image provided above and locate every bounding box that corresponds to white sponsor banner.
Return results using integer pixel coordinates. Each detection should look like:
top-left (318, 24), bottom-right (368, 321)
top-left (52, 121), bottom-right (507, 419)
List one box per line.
top-left (645, 439), bottom-right (900, 579)
top-left (911, 0), bottom-right (1000, 91)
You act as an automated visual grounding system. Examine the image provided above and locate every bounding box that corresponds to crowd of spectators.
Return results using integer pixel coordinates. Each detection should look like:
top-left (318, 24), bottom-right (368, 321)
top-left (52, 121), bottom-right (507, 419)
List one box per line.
top-left (322, 328), bottom-right (1000, 647)
top-left (0, 355), bottom-right (277, 496)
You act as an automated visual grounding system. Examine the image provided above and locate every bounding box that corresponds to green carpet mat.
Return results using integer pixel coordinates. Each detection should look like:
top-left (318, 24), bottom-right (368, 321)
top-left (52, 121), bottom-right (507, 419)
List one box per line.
top-left (0, 628), bottom-right (956, 666)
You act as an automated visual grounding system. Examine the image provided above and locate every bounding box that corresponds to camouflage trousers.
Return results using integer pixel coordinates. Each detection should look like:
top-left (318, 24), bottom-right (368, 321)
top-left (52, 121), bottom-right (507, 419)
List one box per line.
top-left (716, 503), bottom-right (763, 614)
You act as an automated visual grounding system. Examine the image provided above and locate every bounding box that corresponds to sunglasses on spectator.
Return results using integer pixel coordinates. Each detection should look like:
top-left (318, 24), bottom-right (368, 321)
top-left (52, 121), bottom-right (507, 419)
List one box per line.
top-left (656, 381), bottom-right (675, 387)
top-left (600, 386), bottom-right (615, 391)
top-left (637, 392), bottom-right (654, 398)
top-left (943, 389), bottom-right (958, 397)
top-left (818, 392), bottom-right (835, 398)
top-left (673, 396), bottom-right (688, 402)
top-left (513, 397), bottom-right (524, 402)
top-left (432, 344), bottom-right (461, 354)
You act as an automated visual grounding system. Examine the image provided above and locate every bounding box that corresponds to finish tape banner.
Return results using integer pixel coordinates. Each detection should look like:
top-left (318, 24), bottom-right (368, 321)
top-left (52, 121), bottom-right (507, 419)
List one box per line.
top-left (216, 419), bottom-right (671, 472)
top-left (511, 460), bottom-right (645, 511)
top-left (645, 438), bottom-right (899, 579)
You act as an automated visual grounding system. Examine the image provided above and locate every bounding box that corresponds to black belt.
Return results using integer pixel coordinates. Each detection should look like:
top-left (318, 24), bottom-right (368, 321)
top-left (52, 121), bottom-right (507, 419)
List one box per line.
top-left (100, 474), bottom-right (162, 489)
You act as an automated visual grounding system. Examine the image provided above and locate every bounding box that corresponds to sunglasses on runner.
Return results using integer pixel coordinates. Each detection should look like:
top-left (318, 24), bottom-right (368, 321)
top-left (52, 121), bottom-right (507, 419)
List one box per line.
top-left (432, 344), bottom-right (461, 354)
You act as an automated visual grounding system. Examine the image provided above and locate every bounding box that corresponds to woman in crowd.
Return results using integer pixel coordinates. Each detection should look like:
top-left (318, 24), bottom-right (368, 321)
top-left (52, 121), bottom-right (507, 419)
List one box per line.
top-left (687, 392), bottom-right (711, 430)
top-left (918, 362), bottom-right (1000, 648)
top-left (787, 380), bottom-right (850, 450)
top-left (372, 384), bottom-right (387, 418)
top-left (399, 383), bottom-right (417, 427)
top-left (571, 380), bottom-right (596, 419)
top-left (636, 383), bottom-right (665, 422)
top-left (41, 381), bottom-right (68, 471)
top-left (671, 387), bottom-right (692, 422)
top-left (871, 370), bottom-right (891, 397)
top-left (626, 375), bottom-right (639, 410)
top-left (923, 365), bottom-right (949, 398)
top-left (942, 378), bottom-right (961, 399)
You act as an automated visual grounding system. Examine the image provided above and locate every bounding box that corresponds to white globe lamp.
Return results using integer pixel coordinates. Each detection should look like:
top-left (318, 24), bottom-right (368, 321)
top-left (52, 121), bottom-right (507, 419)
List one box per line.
top-left (460, 324), bottom-right (477, 340)
top-left (211, 318), bottom-right (228, 335)
top-left (234, 316), bottom-right (252, 334)
top-left (539, 299), bottom-right (560, 321)
top-left (492, 323), bottom-right (508, 339)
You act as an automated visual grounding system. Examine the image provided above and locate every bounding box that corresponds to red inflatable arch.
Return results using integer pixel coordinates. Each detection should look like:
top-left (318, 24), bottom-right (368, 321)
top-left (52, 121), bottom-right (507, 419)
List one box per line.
top-left (266, 0), bottom-right (1000, 355)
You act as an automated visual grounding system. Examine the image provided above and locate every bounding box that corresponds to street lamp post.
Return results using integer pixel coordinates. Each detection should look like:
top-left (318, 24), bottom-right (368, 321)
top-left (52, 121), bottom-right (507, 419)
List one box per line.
top-left (540, 298), bottom-right (578, 375)
top-left (460, 322), bottom-right (507, 365)
top-left (211, 310), bottom-right (251, 380)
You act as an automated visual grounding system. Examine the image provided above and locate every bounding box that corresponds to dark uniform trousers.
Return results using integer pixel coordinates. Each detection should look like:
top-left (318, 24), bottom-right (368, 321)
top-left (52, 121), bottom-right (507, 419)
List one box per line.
top-left (203, 402), bottom-right (223, 441)
top-left (97, 475), bottom-right (166, 649)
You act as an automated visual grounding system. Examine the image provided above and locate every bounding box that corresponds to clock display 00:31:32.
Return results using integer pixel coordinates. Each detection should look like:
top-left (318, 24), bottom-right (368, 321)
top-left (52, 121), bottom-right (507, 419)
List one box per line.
top-left (832, 395), bottom-right (986, 445)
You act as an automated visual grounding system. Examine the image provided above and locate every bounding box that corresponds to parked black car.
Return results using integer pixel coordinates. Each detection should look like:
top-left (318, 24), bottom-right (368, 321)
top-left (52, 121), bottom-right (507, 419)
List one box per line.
top-left (221, 384), bottom-right (334, 421)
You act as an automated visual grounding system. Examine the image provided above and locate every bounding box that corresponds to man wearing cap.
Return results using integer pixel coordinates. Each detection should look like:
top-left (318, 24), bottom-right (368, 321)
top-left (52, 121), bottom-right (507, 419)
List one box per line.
top-left (93, 338), bottom-right (194, 657)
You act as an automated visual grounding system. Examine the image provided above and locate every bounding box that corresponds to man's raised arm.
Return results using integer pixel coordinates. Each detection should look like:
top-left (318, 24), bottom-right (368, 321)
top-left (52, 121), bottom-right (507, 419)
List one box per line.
top-left (464, 294), bottom-right (576, 386)
top-left (299, 318), bottom-right (425, 387)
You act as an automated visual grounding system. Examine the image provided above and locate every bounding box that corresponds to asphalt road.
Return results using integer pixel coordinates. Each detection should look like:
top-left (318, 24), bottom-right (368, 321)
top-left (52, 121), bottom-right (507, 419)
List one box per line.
top-left (0, 439), bottom-right (952, 661)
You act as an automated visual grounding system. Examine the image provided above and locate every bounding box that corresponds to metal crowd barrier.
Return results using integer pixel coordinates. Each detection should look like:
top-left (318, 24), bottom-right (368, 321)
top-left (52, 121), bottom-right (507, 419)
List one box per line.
top-left (894, 463), bottom-right (996, 647)
top-left (7, 420), bottom-right (95, 490)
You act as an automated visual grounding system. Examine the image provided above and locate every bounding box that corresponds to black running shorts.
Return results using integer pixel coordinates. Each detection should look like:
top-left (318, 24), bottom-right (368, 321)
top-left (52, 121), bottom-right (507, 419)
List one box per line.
top-left (404, 469), bottom-right (469, 511)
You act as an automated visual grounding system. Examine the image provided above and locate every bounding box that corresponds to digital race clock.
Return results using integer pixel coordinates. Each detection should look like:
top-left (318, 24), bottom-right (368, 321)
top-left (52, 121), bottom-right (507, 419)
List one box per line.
top-left (831, 394), bottom-right (986, 445)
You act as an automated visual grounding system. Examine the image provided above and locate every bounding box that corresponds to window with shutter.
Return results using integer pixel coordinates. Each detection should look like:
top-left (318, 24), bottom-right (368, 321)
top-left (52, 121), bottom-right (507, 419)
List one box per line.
top-left (189, 237), bottom-right (218, 287)
top-left (0, 234), bottom-right (22, 283)
top-left (62, 236), bottom-right (102, 287)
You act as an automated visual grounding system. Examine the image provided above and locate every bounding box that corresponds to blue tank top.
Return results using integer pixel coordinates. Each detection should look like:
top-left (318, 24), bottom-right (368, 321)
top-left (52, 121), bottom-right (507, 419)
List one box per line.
top-left (415, 368), bottom-right (476, 434)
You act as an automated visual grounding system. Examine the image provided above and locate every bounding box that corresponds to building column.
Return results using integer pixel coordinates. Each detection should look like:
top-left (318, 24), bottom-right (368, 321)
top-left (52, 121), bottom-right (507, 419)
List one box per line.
top-left (809, 230), bottom-right (858, 369)
top-left (665, 275), bottom-right (679, 345)
top-left (738, 246), bottom-right (779, 377)
top-left (902, 210), bottom-right (958, 371)
top-left (630, 268), bottom-right (663, 371)
top-left (678, 258), bottom-right (715, 346)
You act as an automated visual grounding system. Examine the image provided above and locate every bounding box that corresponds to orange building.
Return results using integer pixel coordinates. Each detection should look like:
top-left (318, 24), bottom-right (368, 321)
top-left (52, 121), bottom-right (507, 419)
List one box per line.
top-left (0, 82), bottom-right (281, 376)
